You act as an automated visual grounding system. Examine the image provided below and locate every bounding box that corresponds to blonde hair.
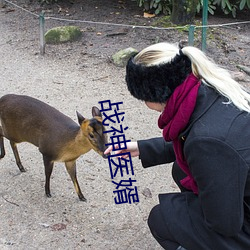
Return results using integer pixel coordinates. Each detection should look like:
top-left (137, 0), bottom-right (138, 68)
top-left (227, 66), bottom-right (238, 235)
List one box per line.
top-left (134, 42), bottom-right (250, 113)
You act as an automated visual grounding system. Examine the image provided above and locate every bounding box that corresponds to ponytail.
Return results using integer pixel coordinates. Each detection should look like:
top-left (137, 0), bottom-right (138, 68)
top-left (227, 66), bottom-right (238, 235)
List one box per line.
top-left (182, 46), bottom-right (250, 112)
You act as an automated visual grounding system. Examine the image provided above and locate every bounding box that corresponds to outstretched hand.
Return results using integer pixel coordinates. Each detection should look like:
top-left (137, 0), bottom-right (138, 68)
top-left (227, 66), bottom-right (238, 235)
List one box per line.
top-left (104, 141), bottom-right (140, 158)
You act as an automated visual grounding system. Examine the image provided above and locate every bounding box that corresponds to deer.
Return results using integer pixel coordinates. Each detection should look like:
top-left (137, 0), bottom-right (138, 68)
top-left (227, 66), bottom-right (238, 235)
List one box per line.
top-left (0, 94), bottom-right (109, 202)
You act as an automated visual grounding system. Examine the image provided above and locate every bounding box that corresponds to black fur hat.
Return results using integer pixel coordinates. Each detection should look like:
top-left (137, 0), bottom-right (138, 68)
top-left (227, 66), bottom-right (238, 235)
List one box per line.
top-left (125, 52), bottom-right (192, 103)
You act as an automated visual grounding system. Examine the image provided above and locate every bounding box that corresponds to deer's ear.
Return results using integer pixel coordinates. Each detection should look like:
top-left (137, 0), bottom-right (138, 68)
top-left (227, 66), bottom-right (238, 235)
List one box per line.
top-left (92, 106), bottom-right (102, 118)
top-left (76, 111), bottom-right (85, 125)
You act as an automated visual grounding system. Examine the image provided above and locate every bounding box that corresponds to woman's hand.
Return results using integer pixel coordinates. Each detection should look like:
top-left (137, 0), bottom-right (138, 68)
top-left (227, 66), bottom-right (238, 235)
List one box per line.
top-left (104, 141), bottom-right (140, 158)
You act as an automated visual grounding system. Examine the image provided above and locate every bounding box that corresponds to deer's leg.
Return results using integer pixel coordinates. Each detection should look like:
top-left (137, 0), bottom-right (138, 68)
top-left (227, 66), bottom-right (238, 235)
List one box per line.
top-left (65, 161), bottom-right (86, 202)
top-left (0, 127), bottom-right (5, 159)
top-left (10, 141), bottom-right (25, 172)
top-left (43, 155), bottom-right (54, 198)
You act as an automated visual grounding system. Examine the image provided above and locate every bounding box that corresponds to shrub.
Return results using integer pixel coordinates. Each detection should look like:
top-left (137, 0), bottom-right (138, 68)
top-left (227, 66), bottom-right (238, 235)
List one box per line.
top-left (136, 0), bottom-right (172, 15)
top-left (136, 0), bottom-right (250, 17)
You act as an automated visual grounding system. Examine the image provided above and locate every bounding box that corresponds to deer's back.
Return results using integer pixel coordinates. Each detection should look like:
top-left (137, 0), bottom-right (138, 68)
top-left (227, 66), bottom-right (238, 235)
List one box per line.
top-left (0, 94), bottom-right (79, 147)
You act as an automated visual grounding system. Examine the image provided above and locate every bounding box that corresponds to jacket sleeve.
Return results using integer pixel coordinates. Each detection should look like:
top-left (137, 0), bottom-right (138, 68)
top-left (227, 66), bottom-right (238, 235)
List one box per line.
top-left (137, 137), bottom-right (176, 168)
top-left (185, 136), bottom-right (248, 237)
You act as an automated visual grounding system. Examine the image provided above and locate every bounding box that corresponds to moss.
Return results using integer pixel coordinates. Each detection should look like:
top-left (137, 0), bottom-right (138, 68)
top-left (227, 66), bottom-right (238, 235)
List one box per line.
top-left (152, 16), bottom-right (197, 32)
top-left (45, 26), bottom-right (82, 44)
top-left (152, 16), bottom-right (172, 27)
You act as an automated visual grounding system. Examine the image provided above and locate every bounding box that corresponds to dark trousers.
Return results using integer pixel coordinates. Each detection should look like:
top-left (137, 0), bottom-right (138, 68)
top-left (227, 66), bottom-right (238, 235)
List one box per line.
top-left (148, 162), bottom-right (250, 250)
top-left (148, 162), bottom-right (188, 250)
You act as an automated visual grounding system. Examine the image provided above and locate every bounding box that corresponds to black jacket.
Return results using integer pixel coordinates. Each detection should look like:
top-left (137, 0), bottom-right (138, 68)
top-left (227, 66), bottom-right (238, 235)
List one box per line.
top-left (138, 84), bottom-right (250, 249)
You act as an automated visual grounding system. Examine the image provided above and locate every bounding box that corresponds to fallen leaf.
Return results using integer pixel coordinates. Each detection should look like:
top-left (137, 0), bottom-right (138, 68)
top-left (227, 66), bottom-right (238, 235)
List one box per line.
top-left (143, 12), bottom-right (155, 18)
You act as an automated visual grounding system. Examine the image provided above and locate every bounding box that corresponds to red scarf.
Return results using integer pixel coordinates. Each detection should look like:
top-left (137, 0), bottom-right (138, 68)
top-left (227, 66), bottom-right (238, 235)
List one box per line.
top-left (158, 73), bottom-right (201, 194)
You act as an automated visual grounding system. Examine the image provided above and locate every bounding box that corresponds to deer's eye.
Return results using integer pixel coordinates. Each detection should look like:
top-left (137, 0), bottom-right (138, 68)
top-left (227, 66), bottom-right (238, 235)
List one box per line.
top-left (89, 133), bottom-right (94, 139)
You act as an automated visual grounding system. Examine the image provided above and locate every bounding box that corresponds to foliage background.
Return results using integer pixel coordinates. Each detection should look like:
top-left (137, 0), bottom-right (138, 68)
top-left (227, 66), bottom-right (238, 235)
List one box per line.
top-left (38, 0), bottom-right (250, 18)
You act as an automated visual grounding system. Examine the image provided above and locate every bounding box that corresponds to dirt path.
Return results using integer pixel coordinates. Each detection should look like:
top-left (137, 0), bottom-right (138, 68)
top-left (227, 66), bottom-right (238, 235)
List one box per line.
top-left (0, 3), bottom-right (176, 250)
top-left (0, 1), bottom-right (249, 249)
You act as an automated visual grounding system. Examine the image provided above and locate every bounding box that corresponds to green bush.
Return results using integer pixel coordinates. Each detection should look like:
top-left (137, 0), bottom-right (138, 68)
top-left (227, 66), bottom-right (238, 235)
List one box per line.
top-left (136, 0), bottom-right (172, 15)
top-left (136, 0), bottom-right (250, 17)
top-left (196, 0), bottom-right (216, 15)
top-left (212, 0), bottom-right (250, 17)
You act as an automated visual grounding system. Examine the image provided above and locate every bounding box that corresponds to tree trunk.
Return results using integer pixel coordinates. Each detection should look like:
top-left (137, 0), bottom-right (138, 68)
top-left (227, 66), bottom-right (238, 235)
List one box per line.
top-left (171, 0), bottom-right (198, 25)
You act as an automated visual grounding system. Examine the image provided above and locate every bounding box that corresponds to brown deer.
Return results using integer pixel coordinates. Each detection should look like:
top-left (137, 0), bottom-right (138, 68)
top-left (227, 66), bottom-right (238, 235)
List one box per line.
top-left (0, 94), bottom-right (109, 201)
